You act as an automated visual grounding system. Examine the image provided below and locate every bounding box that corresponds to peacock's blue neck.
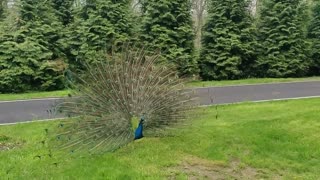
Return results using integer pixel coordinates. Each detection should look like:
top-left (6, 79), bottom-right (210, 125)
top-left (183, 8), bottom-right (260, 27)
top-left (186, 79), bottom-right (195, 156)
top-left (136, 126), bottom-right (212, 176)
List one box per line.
top-left (134, 118), bottom-right (144, 140)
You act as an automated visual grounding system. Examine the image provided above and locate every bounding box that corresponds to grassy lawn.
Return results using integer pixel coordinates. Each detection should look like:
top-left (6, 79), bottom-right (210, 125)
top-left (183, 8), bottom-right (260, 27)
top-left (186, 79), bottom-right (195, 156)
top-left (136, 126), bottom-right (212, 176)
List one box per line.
top-left (187, 76), bottom-right (320, 88)
top-left (0, 90), bottom-right (70, 101)
top-left (0, 98), bottom-right (319, 179)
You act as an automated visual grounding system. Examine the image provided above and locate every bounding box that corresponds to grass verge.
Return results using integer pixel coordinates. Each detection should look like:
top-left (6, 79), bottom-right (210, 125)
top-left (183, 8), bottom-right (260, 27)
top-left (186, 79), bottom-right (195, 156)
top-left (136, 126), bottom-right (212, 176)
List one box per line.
top-left (0, 90), bottom-right (70, 101)
top-left (0, 98), bottom-right (319, 179)
top-left (187, 77), bottom-right (320, 88)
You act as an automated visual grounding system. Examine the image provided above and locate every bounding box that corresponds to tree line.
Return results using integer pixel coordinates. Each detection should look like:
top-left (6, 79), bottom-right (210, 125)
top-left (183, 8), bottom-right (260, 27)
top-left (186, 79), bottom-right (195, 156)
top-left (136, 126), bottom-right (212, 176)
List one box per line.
top-left (0, 0), bottom-right (319, 93)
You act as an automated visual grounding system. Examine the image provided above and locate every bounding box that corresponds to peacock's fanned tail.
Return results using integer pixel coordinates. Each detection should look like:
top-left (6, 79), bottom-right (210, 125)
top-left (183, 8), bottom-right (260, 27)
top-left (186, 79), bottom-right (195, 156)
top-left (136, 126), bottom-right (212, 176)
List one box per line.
top-left (51, 45), bottom-right (197, 153)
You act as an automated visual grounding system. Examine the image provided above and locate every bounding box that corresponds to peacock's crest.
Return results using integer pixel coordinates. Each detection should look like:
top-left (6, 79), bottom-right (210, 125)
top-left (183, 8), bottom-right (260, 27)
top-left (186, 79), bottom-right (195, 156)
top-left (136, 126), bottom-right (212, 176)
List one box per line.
top-left (51, 45), bottom-right (197, 153)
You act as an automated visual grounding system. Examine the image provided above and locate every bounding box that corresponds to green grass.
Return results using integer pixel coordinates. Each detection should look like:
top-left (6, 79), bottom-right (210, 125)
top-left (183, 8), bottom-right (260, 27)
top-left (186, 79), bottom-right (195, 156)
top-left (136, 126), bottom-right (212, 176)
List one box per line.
top-left (1, 98), bottom-right (320, 179)
top-left (0, 90), bottom-right (70, 101)
top-left (187, 77), bottom-right (320, 88)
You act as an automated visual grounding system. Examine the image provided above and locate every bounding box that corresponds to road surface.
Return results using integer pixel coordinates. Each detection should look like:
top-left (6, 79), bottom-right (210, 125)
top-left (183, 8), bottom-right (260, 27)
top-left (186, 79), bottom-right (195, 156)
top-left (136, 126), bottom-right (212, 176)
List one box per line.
top-left (0, 81), bottom-right (319, 124)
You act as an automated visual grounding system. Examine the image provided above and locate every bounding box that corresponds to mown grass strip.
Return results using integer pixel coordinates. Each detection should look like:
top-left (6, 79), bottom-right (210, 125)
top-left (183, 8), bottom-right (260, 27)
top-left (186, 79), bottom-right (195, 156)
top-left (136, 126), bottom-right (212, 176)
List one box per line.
top-left (187, 77), bottom-right (320, 88)
top-left (0, 90), bottom-right (70, 101)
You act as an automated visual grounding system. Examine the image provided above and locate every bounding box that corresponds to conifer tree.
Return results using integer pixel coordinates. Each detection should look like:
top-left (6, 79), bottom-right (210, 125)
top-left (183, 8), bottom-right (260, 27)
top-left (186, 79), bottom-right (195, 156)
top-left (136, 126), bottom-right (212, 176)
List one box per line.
top-left (62, 0), bottom-right (133, 69)
top-left (199, 0), bottom-right (256, 80)
top-left (51, 0), bottom-right (74, 26)
top-left (307, 1), bottom-right (320, 75)
top-left (140, 0), bottom-right (197, 75)
top-left (255, 0), bottom-right (310, 77)
top-left (0, 0), bottom-right (66, 92)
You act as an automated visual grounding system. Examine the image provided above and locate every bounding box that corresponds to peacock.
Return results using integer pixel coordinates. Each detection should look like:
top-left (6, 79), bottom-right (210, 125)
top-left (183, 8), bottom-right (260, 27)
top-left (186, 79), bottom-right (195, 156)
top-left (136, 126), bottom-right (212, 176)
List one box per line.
top-left (51, 45), bottom-right (197, 153)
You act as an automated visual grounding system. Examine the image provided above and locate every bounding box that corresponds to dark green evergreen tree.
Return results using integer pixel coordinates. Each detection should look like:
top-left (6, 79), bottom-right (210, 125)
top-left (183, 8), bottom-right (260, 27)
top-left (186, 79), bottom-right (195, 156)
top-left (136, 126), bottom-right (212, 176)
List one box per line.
top-left (50, 0), bottom-right (75, 68)
top-left (140, 0), bottom-right (197, 75)
top-left (255, 0), bottom-right (310, 77)
top-left (51, 0), bottom-right (74, 26)
top-left (199, 0), bottom-right (256, 80)
top-left (0, 0), bottom-right (66, 92)
top-left (307, 1), bottom-right (320, 75)
top-left (61, 0), bottom-right (133, 69)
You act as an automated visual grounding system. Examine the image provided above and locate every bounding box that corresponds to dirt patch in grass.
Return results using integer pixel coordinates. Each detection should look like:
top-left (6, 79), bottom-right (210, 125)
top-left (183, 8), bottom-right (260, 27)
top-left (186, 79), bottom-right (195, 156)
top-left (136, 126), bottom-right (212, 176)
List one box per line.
top-left (0, 142), bottom-right (19, 151)
top-left (170, 155), bottom-right (267, 179)
top-left (0, 135), bottom-right (23, 151)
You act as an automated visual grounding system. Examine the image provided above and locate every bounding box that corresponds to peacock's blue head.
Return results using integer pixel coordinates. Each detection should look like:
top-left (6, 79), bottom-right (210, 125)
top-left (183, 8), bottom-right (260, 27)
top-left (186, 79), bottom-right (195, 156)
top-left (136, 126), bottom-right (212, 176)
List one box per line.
top-left (140, 116), bottom-right (145, 124)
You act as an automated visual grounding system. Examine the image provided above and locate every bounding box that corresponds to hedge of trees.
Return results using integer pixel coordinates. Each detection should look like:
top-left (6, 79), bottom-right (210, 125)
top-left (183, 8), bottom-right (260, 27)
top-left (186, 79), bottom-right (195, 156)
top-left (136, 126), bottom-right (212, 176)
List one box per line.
top-left (0, 0), bottom-right (319, 93)
top-left (199, 0), bottom-right (257, 80)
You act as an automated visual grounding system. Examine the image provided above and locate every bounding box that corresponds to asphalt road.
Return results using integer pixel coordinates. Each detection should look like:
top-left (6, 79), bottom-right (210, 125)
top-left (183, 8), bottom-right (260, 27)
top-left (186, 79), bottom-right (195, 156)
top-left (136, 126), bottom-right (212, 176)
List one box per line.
top-left (1, 81), bottom-right (319, 124)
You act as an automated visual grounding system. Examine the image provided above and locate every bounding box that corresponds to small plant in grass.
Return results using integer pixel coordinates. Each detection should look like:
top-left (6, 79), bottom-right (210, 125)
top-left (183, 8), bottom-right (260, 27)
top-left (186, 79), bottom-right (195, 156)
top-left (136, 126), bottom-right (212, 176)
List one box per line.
top-left (0, 135), bottom-right (10, 142)
top-left (51, 45), bottom-right (197, 153)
